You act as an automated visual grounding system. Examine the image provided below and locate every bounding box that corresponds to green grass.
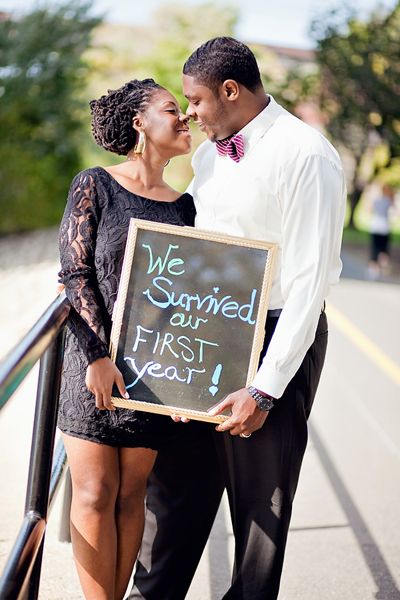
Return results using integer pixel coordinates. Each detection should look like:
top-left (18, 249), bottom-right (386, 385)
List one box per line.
top-left (343, 227), bottom-right (400, 245)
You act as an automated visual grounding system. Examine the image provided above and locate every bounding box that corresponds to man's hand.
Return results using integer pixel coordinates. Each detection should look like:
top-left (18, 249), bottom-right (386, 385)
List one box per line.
top-left (85, 357), bottom-right (129, 411)
top-left (208, 387), bottom-right (269, 436)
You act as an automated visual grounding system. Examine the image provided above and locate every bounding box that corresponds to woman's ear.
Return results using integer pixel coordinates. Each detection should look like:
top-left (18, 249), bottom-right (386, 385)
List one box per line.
top-left (132, 116), bottom-right (143, 132)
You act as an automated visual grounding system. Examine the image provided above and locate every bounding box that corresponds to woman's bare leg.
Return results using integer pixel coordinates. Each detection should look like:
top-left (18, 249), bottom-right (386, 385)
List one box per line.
top-left (114, 447), bottom-right (157, 600)
top-left (62, 433), bottom-right (119, 600)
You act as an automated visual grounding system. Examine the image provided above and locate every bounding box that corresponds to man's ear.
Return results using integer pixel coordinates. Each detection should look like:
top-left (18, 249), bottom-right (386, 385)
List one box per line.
top-left (222, 79), bottom-right (240, 101)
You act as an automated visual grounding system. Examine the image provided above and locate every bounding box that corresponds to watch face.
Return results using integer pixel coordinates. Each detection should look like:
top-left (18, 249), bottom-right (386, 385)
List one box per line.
top-left (247, 386), bottom-right (274, 411)
top-left (258, 397), bottom-right (274, 411)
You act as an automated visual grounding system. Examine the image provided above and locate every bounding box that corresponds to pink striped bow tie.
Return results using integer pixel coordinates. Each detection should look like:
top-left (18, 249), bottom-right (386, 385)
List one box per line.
top-left (215, 133), bottom-right (245, 163)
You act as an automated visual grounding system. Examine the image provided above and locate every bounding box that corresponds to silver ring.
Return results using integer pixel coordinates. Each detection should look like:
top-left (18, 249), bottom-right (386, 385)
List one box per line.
top-left (240, 433), bottom-right (252, 438)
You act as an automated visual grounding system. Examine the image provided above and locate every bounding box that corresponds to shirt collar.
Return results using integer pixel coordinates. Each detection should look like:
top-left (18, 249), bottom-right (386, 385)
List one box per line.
top-left (237, 95), bottom-right (286, 154)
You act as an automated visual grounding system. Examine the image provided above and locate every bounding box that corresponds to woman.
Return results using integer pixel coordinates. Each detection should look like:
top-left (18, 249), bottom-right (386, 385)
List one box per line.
top-left (368, 183), bottom-right (395, 278)
top-left (58, 78), bottom-right (194, 600)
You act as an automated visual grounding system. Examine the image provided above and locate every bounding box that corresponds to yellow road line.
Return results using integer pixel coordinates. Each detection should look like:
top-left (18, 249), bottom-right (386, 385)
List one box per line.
top-left (327, 303), bottom-right (400, 386)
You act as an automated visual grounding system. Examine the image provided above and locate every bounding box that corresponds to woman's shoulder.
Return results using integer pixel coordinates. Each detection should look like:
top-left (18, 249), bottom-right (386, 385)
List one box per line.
top-left (70, 166), bottom-right (108, 187)
top-left (66, 168), bottom-right (113, 211)
top-left (177, 191), bottom-right (193, 201)
top-left (68, 167), bottom-right (112, 203)
top-left (176, 191), bottom-right (194, 207)
top-left (176, 192), bottom-right (196, 225)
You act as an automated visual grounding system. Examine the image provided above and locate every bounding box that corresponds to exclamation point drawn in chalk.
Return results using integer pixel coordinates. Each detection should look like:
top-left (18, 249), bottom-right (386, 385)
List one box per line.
top-left (209, 364), bottom-right (223, 396)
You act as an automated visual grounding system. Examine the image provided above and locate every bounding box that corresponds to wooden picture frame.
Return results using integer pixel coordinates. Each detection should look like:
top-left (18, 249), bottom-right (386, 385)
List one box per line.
top-left (110, 219), bottom-right (277, 423)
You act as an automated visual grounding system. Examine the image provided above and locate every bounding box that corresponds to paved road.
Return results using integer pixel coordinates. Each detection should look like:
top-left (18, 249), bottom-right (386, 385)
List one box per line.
top-left (0, 230), bottom-right (399, 599)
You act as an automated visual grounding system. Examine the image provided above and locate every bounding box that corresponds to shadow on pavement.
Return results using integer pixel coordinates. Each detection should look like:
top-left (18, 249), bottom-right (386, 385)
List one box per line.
top-left (207, 501), bottom-right (232, 598)
top-left (310, 423), bottom-right (400, 600)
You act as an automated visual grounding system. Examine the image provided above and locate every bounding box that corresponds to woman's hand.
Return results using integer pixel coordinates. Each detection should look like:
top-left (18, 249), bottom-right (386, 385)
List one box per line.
top-left (85, 357), bottom-right (129, 410)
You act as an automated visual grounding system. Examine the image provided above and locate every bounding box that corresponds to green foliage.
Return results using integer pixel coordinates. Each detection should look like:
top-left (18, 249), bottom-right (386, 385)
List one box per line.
top-left (342, 226), bottom-right (400, 245)
top-left (123, 2), bottom-right (239, 191)
top-left (310, 4), bottom-right (400, 227)
top-left (141, 3), bottom-right (238, 108)
top-left (253, 44), bottom-right (320, 114)
top-left (0, 1), bottom-right (101, 233)
top-left (69, 3), bottom-right (239, 193)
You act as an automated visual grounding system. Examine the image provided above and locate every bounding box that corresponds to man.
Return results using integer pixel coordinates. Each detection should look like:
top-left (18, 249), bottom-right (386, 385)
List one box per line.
top-left (130, 37), bottom-right (346, 600)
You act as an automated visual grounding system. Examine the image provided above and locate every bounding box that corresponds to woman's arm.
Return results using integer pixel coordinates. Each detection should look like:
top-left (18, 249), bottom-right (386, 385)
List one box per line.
top-left (59, 171), bottom-right (108, 361)
top-left (59, 171), bottom-right (128, 409)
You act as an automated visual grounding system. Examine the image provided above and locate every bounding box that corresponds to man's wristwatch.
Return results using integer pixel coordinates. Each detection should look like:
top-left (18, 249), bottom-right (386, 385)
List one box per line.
top-left (247, 385), bottom-right (275, 411)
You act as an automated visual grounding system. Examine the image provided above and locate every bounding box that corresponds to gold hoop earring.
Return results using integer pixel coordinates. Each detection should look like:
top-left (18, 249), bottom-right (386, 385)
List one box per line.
top-left (134, 129), bottom-right (146, 154)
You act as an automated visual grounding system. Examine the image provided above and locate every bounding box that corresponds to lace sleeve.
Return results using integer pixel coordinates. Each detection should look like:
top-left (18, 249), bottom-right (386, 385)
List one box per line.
top-left (58, 171), bottom-right (109, 364)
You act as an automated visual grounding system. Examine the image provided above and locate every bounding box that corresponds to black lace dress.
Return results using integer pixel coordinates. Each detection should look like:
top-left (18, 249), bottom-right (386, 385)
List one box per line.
top-left (58, 166), bottom-right (196, 449)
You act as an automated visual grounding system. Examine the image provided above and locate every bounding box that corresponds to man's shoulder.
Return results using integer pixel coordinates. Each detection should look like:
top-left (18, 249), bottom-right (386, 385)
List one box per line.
top-left (269, 110), bottom-right (340, 164)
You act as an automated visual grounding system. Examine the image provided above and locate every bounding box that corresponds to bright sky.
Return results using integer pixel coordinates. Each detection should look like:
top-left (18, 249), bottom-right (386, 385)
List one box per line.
top-left (1, 0), bottom-right (397, 48)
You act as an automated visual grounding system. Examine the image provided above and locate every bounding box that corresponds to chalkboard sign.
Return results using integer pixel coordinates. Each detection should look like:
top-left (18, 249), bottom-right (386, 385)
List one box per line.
top-left (110, 219), bottom-right (276, 423)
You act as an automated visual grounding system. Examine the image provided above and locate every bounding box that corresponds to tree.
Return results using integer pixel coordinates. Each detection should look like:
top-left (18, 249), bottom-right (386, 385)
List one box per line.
top-left (311, 4), bottom-right (400, 228)
top-left (0, 2), bottom-right (101, 233)
top-left (142, 3), bottom-right (238, 107)
top-left (130, 3), bottom-right (238, 190)
top-left (254, 45), bottom-right (321, 125)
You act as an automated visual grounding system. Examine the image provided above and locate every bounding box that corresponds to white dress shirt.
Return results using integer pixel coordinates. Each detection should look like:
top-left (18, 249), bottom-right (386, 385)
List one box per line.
top-left (188, 96), bottom-right (346, 399)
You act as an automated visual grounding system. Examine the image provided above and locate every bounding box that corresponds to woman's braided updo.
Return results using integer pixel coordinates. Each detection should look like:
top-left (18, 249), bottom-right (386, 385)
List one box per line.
top-left (89, 78), bottom-right (162, 155)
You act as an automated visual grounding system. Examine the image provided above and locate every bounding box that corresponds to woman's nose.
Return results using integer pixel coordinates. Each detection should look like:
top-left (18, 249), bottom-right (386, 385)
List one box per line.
top-left (179, 113), bottom-right (191, 125)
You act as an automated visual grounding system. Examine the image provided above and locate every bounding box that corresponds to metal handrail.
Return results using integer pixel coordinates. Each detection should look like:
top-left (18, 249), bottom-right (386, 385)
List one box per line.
top-left (0, 293), bottom-right (70, 411)
top-left (0, 293), bottom-right (71, 600)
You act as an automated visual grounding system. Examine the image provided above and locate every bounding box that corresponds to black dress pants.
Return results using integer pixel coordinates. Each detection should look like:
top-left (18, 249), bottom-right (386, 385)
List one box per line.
top-left (129, 312), bottom-right (328, 600)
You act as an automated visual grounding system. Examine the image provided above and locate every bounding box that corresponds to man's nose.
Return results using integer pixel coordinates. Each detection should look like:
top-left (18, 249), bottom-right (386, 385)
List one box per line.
top-left (185, 104), bottom-right (196, 119)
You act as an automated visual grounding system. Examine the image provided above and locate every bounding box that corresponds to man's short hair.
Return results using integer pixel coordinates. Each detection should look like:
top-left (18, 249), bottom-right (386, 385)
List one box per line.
top-left (183, 37), bottom-right (263, 93)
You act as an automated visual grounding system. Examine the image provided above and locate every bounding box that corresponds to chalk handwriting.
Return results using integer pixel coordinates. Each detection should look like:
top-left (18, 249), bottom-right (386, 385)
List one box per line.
top-left (124, 356), bottom-right (206, 388)
top-left (131, 325), bottom-right (219, 364)
top-left (142, 243), bottom-right (185, 276)
top-left (143, 276), bottom-right (257, 325)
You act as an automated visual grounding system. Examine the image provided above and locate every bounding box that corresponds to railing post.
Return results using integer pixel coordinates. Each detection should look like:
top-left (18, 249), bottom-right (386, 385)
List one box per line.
top-left (0, 293), bottom-right (70, 412)
top-left (0, 295), bottom-right (70, 600)
top-left (0, 327), bottom-right (66, 600)
top-left (23, 541), bottom-right (45, 600)
top-left (23, 328), bottom-right (66, 600)
top-left (25, 328), bottom-right (65, 514)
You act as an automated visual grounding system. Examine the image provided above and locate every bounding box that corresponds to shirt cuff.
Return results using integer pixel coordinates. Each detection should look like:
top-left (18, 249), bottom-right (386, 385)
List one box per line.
top-left (251, 365), bottom-right (290, 400)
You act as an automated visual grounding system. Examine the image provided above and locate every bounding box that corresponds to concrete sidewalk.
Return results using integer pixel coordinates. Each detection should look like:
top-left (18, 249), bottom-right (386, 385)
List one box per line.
top-left (4, 357), bottom-right (399, 600)
top-left (341, 240), bottom-right (400, 284)
top-left (1, 228), bottom-right (399, 599)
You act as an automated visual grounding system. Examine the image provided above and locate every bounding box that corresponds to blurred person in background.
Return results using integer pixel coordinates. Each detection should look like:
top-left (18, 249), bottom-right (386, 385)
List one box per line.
top-left (368, 183), bottom-right (395, 279)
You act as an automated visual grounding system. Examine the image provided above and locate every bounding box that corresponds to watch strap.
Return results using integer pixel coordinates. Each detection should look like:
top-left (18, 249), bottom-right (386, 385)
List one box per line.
top-left (247, 385), bottom-right (275, 411)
